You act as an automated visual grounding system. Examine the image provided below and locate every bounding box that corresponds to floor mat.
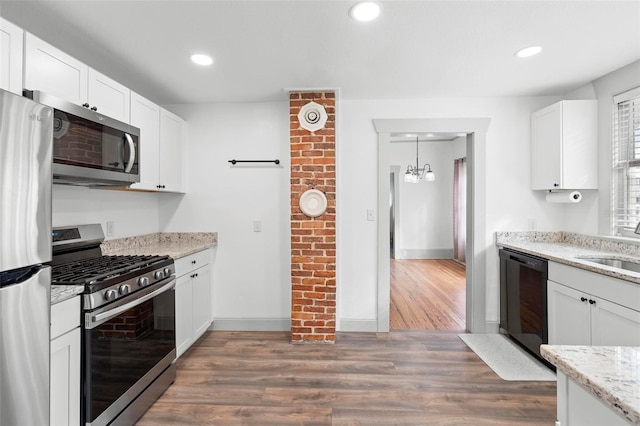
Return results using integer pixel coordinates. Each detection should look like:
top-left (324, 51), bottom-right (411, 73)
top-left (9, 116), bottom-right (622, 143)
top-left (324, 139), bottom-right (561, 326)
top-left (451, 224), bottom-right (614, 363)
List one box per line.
top-left (458, 333), bottom-right (556, 381)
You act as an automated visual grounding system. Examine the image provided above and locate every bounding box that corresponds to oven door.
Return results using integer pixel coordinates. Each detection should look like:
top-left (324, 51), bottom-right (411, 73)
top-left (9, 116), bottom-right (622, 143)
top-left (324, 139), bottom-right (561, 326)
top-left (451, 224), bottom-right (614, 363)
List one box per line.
top-left (83, 278), bottom-right (176, 426)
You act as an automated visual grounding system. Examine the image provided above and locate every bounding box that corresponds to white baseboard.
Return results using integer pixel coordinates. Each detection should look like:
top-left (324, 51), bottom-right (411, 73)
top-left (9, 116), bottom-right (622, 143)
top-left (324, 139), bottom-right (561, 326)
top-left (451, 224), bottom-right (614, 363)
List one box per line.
top-left (210, 318), bottom-right (290, 331)
top-left (398, 248), bottom-right (454, 259)
top-left (338, 319), bottom-right (378, 332)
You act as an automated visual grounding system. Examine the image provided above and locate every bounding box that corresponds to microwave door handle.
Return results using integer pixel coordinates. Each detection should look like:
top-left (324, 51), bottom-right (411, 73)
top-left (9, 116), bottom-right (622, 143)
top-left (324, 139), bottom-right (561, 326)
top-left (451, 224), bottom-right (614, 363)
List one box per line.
top-left (123, 133), bottom-right (135, 173)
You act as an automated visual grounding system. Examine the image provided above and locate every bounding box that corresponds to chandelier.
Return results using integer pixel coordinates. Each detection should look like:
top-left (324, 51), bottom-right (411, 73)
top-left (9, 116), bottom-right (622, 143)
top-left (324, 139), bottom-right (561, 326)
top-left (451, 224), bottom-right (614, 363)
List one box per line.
top-left (404, 137), bottom-right (436, 183)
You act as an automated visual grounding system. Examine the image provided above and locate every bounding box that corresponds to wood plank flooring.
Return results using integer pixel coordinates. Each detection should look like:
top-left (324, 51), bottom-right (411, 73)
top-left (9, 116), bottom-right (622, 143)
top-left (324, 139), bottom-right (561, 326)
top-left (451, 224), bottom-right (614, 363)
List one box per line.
top-left (391, 259), bottom-right (466, 330)
top-left (137, 330), bottom-right (556, 425)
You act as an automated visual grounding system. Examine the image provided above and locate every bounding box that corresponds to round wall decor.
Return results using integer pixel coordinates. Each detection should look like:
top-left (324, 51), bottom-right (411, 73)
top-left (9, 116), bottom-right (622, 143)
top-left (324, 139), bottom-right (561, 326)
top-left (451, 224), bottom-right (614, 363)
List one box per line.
top-left (297, 101), bottom-right (328, 132)
top-left (299, 189), bottom-right (328, 218)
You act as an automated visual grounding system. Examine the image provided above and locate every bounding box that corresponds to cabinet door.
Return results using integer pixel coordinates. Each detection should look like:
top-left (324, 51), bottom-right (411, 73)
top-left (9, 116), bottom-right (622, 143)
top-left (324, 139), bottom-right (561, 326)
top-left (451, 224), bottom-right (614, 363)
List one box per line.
top-left (0, 18), bottom-right (23, 94)
top-left (547, 280), bottom-right (591, 345)
top-left (130, 92), bottom-right (160, 190)
top-left (159, 108), bottom-right (184, 192)
top-left (24, 33), bottom-right (88, 105)
top-left (175, 274), bottom-right (193, 358)
top-left (50, 328), bottom-right (80, 426)
top-left (192, 264), bottom-right (212, 340)
top-left (87, 68), bottom-right (130, 122)
top-left (591, 297), bottom-right (640, 346)
top-left (531, 102), bottom-right (562, 190)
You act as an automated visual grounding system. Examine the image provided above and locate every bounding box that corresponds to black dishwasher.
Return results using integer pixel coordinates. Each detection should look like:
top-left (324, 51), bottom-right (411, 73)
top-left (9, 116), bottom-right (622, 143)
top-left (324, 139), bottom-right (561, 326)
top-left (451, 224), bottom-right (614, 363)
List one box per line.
top-left (499, 248), bottom-right (549, 361)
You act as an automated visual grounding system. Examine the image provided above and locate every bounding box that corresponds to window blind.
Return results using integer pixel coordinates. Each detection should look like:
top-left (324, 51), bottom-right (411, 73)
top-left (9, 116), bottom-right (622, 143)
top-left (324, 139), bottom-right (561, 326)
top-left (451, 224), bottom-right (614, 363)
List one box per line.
top-left (612, 87), bottom-right (640, 234)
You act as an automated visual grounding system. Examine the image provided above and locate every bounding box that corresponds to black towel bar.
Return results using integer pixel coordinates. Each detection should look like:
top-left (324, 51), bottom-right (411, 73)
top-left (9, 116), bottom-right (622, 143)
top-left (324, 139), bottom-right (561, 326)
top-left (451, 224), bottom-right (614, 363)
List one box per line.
top-left (228, 159), bottom-right (280, 165)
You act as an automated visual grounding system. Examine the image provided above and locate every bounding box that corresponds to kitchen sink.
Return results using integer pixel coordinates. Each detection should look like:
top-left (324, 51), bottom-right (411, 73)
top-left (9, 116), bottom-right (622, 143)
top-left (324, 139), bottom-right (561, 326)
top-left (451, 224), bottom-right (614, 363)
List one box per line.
top-left (576, 256), bottom-right (640, 273)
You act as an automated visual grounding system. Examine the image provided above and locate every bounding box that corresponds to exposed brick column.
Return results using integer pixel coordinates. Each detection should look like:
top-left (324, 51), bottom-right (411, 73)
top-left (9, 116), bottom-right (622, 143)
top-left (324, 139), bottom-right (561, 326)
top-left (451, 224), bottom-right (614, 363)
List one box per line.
top-left (289, 91), bottom-right (336, 343)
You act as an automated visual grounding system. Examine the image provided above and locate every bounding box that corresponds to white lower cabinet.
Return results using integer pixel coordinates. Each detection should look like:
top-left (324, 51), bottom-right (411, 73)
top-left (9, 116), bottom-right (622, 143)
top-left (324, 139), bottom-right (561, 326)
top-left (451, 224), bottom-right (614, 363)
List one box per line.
top-left (50, 296), bottom-right (81, 426)
top-left (557, 371), bottom-right (631, 426)
top-left (548, 262), bottom-right (640, 346)
top-left (175, 249), bottom-right (212, 357)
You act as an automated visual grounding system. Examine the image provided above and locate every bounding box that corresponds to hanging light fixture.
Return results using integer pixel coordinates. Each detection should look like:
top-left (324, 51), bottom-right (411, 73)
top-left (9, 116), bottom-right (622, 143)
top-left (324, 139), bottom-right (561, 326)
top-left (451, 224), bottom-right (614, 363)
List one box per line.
top-left (404, 136), bottom-right (436, 183)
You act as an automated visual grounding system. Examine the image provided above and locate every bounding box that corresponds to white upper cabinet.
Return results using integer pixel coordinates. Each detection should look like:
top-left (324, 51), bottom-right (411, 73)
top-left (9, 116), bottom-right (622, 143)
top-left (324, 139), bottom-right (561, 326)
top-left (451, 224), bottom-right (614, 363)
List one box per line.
top-left (129, 92), bottom-right (185, 192)
top-left (130, 92), bottom-right (161, 190)
top-left (87, 68), bottom-right (130, 122)
top-left (24, 33), bottom-right (130, 122)
top-left (531, 100), bottom-right (597, 190)
top-left (159, 108), bottom-right (185, 192)
top-left (0, 18), bottom-right (24, 95)
top-left (24, 33), bottom-right (88, 105)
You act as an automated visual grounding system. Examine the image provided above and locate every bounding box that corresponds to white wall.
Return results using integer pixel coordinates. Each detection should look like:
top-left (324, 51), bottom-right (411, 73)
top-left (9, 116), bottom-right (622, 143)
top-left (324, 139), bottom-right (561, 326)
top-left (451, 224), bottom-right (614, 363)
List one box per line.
top-left (337, 96), bottom-right (586, 328)
top-left (52, 185), bottom-right (161, 238)
top-left (159, 102), bottom-right (291, 330)
top-left (391, 140), bottom-right (454, 258)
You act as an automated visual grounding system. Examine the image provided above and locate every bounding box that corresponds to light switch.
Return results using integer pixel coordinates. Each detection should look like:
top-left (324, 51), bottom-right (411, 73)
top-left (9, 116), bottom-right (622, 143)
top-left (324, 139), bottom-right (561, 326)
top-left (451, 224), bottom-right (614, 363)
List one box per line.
top-left (253, 220), bottom-right (262, 232)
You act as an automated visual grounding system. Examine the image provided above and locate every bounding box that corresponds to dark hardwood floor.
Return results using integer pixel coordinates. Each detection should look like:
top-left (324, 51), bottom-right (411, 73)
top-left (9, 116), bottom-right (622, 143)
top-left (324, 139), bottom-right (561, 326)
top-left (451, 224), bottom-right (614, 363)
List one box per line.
top-left (137, 330), bottom-right (557, 425)
top-left (391, 259), bottom-right (466, 330)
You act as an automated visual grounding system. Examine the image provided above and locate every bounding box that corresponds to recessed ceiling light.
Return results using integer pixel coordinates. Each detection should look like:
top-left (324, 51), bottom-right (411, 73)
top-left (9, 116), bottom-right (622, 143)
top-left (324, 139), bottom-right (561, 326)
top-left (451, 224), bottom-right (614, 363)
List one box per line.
top-left (191, 53), bottom-right (213, 66)
top-left (515, 46), bottom-right (542, 58)
top-left (349, 2), bottom-right (380, 22)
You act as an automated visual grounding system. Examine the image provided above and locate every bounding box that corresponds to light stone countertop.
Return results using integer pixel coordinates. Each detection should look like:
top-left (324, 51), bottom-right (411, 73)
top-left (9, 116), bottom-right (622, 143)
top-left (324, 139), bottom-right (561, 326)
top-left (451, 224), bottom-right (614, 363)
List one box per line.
top-left (50, 232), bottom-right (217, 305)
top-left (101, 232), bottom-right (217, 259)
top-left (51, 284), bottom-right (84, 304)
top-left (541, 345), bottom-right (640, 425)
top-left (496, 231), bottom-right (640, 284)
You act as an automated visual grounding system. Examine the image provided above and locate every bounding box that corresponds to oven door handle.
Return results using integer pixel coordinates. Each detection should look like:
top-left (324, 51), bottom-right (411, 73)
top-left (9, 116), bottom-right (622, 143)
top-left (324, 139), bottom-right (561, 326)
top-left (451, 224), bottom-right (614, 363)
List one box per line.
top-left (86, 278), bottom-right (175, 329)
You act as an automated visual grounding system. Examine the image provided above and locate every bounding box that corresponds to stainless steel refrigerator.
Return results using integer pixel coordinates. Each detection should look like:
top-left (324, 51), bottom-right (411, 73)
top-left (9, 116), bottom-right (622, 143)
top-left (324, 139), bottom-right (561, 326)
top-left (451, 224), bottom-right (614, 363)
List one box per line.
top-left (0, 89), bottom-right (53, 425)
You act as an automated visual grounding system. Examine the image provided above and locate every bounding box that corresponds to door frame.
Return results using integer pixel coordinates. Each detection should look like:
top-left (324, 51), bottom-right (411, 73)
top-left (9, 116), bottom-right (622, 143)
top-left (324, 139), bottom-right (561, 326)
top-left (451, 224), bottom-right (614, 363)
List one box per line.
top-left (373, 118), bottom-right (491, 333)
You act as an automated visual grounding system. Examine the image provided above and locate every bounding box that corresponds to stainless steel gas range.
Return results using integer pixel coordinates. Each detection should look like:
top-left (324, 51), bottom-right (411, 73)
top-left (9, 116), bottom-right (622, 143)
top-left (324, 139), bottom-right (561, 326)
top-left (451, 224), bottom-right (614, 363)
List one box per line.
top-left (50, 224), bottom-right (176, 426)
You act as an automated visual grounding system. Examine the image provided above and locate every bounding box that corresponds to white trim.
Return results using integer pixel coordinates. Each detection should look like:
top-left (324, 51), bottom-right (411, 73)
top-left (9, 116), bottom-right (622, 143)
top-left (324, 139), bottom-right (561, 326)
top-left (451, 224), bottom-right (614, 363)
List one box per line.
top-left (373, 118), bottom-right (491, 334)
top-left (210, 318), bottom-right (290, 331)
top-left (613, 86), bottom-right (640, 104)
top-left (339, 319), bottom-right (378, 332)
top-left (397, 249), bottom-right (454, 259)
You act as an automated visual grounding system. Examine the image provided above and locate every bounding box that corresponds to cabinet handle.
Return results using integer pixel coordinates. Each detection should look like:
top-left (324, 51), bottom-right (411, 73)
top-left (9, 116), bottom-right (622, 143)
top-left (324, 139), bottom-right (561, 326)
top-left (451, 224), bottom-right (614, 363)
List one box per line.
top-left (191, 260), bottom-right (196, 264)
top-left (82, 103), bottom-right (90, 108)
top-left (91, 106), bottom-right (98, 111)
top-left (589, 299), bottom-right (596, 305)
top-left (580, 297), bottom-right (587, 302)
top-left (553, 183), bottom-right (560, 187)
top-left (190, 273), bottom-right (198, 279)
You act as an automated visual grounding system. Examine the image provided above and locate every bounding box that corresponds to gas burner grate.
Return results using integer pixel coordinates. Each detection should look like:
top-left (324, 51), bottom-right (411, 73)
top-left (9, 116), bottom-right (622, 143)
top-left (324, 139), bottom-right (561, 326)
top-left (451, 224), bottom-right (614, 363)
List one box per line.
top-left (52, 255), bottom-right (169, 285)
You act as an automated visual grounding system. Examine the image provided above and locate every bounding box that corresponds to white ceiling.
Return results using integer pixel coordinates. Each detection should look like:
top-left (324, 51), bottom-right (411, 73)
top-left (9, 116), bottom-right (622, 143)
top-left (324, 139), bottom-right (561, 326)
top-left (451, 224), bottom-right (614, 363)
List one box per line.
top-left (2, 0), bottom-right (639, 105)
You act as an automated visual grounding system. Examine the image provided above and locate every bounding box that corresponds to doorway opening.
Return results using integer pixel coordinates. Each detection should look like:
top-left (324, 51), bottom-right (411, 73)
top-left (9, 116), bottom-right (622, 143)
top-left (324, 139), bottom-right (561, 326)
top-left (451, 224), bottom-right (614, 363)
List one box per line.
top-left (388, 134), bottom-right (467, 331)
top-left (373, 117), bottom-right (491, 334)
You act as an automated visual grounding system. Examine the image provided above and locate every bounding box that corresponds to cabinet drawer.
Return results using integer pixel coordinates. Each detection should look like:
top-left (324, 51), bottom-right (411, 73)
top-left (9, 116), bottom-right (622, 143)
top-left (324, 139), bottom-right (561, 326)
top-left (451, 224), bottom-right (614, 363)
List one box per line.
top-left (51, 296), bottom-right (80, 340)
top-left (175, 249), bottom-right (210, 277)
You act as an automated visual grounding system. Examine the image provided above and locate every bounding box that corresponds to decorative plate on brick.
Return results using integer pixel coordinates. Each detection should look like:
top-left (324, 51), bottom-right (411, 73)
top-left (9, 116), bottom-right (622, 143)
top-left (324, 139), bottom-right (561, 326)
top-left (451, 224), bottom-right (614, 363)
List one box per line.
top-left (297, 101), bottom-right (328, 132)
top-left (299, 189), bottom-right (327, 218)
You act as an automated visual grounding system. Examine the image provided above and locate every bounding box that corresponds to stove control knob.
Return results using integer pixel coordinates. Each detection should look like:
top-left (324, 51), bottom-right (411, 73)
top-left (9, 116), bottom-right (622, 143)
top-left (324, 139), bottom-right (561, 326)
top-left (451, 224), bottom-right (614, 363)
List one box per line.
top-left (154, 271), bottom-right (165, 280)
top-left (163, 267), bottom-right (172, 276)
top-left (104, 289), bottom-right (118, 302)
top-left (137, 277), bottom-right (149, 287)
top-left (119, 284), bottom-right (131, 295)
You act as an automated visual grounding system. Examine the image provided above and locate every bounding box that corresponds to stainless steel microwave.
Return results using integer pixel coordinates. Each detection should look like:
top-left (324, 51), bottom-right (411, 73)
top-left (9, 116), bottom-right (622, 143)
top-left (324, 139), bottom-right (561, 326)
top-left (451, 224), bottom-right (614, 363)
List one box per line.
top-left (24, 90), bottom-right (140, 187)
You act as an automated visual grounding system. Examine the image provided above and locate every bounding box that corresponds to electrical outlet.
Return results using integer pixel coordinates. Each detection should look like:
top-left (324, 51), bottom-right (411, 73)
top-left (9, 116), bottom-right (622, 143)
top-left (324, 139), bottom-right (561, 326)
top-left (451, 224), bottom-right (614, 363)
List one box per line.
top-left (253, 220), bottom-right (262, 232)
top-left (106, 221), bottom-right (115, 237)
top-left (527, 218), bottom-right (537, 231)
top-left (367, 209), bottom-right (376, 221)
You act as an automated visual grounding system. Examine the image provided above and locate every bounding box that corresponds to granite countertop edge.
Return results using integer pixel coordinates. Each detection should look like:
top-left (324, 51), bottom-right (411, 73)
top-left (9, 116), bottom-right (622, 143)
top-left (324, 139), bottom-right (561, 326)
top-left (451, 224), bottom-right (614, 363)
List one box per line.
top-left (51, 285), bottom-right (84, 305)
top-left (101, 232), bottom-right (218, 259)
top-left (51, 232), bottom-right (218, 304)
top-left (541, 345), bottom-right (640, 425)
top-left (496, 231), bottom-right (640, 284)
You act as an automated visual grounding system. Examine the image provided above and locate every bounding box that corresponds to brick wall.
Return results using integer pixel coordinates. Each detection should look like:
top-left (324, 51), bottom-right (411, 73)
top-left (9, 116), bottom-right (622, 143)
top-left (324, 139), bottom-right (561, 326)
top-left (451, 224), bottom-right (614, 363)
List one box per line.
top-left (289, 91), bottom-right (336, 343)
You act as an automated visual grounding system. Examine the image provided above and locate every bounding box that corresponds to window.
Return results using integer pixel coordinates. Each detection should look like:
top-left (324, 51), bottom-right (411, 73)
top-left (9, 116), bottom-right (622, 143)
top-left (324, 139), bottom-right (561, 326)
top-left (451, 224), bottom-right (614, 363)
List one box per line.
top-left (612, 87), bottom-right (640, 235)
